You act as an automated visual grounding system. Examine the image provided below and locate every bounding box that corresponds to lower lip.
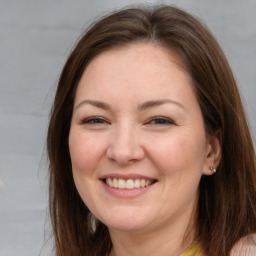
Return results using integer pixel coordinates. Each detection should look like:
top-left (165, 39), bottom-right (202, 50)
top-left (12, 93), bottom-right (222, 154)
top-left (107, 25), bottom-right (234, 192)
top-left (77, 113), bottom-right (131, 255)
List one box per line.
top-left (101, 181), bottom-right (155, 198)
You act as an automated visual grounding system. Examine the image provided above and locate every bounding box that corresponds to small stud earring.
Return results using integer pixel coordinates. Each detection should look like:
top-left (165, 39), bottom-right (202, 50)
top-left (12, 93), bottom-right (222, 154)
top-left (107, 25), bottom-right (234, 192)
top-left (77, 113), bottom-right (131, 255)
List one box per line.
top-left (210, 166), bottom-right (216, 173)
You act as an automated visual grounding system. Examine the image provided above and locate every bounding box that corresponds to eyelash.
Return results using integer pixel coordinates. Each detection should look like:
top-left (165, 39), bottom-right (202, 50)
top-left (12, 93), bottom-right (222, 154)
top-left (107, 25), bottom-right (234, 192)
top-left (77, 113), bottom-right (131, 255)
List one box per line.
top-left (81, 116), bottom-right (108, 125)
top-left (80, 116), bottom-right (175, 126)
top-left (146, 116), bottom-right (175, 125)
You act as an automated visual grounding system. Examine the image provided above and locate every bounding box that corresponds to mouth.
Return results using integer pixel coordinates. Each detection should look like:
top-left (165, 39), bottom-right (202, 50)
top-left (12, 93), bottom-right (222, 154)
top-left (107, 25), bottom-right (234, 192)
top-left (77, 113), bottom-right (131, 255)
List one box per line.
top-left (102, 177), bottom-right (157, 190)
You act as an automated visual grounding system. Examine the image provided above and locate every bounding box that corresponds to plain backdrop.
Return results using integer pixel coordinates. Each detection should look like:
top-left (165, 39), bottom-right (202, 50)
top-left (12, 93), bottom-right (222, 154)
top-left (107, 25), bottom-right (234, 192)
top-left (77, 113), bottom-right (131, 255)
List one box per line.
top-left (0, 0), bottom-right (255, 255)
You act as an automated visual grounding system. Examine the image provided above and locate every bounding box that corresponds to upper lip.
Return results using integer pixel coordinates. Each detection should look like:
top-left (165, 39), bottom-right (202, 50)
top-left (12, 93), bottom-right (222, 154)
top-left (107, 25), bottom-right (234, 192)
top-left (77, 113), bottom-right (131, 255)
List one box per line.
top-left (99, 173), bottom-right (157, 181)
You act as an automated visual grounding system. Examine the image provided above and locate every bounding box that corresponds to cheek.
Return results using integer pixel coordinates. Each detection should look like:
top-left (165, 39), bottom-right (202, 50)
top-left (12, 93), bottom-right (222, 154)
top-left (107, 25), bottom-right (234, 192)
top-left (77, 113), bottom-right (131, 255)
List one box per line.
top-left (68, 132), bottom-right (106, 175)
top-left (146, 132), bottom-right (206, 176)
top-left (68, 132), bottom-right (108, 209)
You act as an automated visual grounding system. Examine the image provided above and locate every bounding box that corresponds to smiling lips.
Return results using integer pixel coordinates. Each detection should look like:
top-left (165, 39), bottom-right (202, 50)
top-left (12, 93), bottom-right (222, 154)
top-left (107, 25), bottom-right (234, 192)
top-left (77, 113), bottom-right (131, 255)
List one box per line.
top-left (105, 178), bottom-right (155, 189)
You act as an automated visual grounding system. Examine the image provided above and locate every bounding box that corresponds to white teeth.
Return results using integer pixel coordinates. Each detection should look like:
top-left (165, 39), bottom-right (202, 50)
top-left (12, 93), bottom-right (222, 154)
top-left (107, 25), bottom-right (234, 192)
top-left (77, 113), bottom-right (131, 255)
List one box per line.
top-left (134, 179), bottom-right (140, 188)
top-left (106, 178), bottom-right (113, 187)
top-left (140, 179), bottom-right (146, 188)
top-left (105, 178), bottom-right (154, 189)
top-left (126, 179), bottom-right (134, 189)
top-left (113, 178), bottom-right (118, 188)
top-left (118, 179), bottom-right (126, 189)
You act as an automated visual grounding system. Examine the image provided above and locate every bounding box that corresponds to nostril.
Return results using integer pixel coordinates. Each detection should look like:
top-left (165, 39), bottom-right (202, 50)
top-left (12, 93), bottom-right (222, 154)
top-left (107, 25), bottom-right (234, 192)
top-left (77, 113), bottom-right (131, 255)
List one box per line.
top-left (106, 137), bottom-right (145, 165)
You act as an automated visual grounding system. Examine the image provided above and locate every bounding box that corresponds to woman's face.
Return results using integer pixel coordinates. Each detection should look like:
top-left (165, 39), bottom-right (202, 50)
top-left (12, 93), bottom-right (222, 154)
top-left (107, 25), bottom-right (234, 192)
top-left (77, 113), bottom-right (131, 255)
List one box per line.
top-left (69, 44), bottom-right (216, 234)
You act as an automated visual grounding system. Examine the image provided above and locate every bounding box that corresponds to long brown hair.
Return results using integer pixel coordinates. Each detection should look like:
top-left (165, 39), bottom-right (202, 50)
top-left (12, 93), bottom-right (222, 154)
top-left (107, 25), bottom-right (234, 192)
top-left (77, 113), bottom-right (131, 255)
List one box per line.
top-left (47, 5), bottom-right (256, 256)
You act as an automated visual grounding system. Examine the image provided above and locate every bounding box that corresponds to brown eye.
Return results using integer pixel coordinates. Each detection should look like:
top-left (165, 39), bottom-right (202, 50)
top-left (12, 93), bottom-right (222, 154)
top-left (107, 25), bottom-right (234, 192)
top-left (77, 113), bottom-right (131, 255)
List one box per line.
top-left (81, 117), bottom-right (108, 125)
top-left (147, 117), bottom-right (174, 125)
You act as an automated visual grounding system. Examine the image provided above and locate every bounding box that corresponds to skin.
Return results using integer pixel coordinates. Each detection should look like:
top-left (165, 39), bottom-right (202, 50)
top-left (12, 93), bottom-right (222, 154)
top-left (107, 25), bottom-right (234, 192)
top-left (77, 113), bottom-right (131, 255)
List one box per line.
top-left (69, 44), bottom-right (221, 256)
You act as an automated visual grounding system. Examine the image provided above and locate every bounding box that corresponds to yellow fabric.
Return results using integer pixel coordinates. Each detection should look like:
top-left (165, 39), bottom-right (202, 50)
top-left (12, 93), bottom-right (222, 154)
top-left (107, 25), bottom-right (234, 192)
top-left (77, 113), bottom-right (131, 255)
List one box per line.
top-left (181, 242), bottom-right (203, 256)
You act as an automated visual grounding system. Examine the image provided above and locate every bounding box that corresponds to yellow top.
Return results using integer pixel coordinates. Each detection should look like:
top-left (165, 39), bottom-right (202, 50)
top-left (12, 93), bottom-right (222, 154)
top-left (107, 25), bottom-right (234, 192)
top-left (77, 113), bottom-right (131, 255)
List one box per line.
top-left (181, 242), bottom-right (203, 256)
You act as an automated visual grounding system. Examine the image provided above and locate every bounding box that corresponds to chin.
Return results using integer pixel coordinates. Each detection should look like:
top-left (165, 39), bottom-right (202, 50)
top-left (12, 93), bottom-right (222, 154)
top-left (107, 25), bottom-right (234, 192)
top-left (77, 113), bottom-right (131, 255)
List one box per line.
top-left (107, 220), bottom-right (150, 233)
top-left (98, 209), bottom-right (155, 233)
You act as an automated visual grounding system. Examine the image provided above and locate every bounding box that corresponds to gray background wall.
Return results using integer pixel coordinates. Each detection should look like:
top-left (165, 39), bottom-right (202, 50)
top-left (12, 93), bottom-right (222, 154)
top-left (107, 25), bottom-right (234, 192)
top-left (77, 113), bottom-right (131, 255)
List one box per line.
top-left (0, 0), bottom-right (255, 255)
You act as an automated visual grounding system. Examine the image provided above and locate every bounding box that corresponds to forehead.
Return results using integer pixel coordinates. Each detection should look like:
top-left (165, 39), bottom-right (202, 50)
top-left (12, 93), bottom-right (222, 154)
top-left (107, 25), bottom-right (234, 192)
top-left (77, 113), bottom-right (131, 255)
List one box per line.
top-left (75, 43), bottom-right (193, 98)
top-left (84, 43), bottom-right (187, 78)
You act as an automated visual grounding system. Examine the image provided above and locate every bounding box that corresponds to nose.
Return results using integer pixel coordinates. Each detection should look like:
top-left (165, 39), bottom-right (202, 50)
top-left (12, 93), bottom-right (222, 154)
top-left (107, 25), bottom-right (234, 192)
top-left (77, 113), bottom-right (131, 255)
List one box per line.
top-left (106, 125), bottom-right (145, 165)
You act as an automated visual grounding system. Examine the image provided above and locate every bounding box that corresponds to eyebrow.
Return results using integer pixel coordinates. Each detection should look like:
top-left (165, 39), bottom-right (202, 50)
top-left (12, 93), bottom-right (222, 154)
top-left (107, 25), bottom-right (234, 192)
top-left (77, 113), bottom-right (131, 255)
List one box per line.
top-left (75, 100), bottom-right (111, 111)
top-left (74, 98), bottom-right (185, 111)
top-left (138, 99), bottom-right (185, 111)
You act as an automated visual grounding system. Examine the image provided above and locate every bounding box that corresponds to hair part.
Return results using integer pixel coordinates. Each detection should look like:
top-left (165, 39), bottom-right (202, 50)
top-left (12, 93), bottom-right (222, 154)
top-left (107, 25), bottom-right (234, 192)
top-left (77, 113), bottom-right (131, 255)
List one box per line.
top-left (47, 5), bottom-right (256, 256)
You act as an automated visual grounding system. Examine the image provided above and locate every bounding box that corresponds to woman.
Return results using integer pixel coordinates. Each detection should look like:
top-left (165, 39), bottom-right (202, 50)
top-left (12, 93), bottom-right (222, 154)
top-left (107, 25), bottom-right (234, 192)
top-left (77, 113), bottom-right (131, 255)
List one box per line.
top-left (47, 5), bottom-right (256, 256)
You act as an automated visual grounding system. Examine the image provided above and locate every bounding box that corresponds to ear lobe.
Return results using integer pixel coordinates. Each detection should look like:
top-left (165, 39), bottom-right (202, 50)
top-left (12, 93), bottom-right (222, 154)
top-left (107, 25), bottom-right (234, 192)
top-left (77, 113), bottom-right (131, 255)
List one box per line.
top-left (203, 130), bottom-right (222, 176)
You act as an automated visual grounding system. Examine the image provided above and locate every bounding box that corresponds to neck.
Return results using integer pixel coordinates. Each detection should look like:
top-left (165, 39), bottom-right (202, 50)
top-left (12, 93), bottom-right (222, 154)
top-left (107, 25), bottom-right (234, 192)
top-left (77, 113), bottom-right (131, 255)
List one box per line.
top-left (108, 209), bottom-right (197, 256)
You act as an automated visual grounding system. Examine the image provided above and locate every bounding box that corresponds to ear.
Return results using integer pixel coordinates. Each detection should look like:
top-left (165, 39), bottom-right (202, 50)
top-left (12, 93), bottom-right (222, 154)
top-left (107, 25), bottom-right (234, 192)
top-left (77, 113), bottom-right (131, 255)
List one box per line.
top-left (202, 130), bottom-right (222, 176)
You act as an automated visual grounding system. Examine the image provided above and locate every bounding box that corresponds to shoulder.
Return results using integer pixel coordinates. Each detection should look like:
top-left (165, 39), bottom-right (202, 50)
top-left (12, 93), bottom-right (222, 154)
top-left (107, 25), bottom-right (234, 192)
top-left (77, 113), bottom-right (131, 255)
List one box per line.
top-left (230, 234), bottom-right (256, 256)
